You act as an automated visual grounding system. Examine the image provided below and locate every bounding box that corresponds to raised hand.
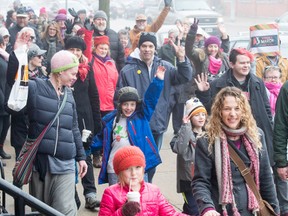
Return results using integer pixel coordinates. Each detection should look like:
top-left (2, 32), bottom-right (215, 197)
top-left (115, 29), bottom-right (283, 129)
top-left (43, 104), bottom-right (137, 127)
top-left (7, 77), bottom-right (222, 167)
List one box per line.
top-left (155, 65), bottom-right (166, 80)
top-left (68, 8), bottom-right (78, 18)
top-left (171, 40), bottom-right (185, 62)
top-left (189, 18), bottom-right (199, 35)
top-left (65, 19), bottom-right (75, 34)
top-left (84, 18), bottom-right (94, 31)
top-left (194, 73), bottom-right (210, 92)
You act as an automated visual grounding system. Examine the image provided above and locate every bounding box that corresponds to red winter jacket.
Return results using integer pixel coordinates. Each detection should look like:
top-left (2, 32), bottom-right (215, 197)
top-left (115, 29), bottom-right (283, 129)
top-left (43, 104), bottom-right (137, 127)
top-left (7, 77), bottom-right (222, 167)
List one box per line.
top-left (99, 182), bottom-right (188, 216)
top-left (91, 55), bottom-right (118, 112)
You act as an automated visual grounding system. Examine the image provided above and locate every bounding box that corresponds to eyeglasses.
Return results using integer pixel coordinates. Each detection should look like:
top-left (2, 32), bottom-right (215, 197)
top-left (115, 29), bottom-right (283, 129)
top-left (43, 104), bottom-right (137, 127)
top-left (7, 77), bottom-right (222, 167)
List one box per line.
top-left (29, 36), bottom-right (35, 42)
top-left (264, 76), bottom-right (280, 80)
top-left (49, 28), bottom-right (57, 31)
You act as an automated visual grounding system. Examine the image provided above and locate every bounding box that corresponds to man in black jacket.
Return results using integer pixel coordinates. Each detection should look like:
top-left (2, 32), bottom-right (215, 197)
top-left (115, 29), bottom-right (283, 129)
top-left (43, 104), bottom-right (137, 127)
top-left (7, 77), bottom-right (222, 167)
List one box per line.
top-left (195, 48), bottom-right (274, 166)
top-left (92, 10), bottom-right (125, 72)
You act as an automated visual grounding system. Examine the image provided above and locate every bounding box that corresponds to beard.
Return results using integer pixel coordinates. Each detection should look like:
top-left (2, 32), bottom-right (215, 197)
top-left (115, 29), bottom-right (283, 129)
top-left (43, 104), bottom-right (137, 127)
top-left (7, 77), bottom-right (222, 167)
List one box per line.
top-left (96, 24), bottom-right (106, 32)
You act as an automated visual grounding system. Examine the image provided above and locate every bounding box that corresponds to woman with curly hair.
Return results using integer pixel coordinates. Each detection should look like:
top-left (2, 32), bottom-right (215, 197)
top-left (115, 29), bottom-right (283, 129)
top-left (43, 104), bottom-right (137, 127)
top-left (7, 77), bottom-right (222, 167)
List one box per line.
top-left (192, 86), bottom-right (279, 216)
top-left (41, 21), bottom-right (64, 73)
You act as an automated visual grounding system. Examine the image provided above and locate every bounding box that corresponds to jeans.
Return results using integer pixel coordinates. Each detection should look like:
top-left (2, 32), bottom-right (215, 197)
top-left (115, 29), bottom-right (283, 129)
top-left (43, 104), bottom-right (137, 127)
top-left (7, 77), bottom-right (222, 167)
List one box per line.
top-left (147, 133), bottom-right (164, 182)
top-left (182, 191), bottom-right (199, 215)
top-left (274, 167), bottom-right (288, 214)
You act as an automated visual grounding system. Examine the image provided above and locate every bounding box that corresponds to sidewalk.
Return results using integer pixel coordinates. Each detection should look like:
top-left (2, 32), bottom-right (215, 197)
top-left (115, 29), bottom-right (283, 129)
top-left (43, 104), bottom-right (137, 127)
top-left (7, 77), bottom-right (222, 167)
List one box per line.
top-left (1, 119), bottom-right (183, 215)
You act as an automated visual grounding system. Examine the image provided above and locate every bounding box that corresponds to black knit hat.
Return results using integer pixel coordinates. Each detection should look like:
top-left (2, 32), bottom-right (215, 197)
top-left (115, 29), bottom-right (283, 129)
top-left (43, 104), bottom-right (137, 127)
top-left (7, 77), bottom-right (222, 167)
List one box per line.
top-left (65, 36), bottom-right (86, 51)
top-left (118, 87), bottom-right (140, 103)
top-left (138, 32), bottom-right (157, 49)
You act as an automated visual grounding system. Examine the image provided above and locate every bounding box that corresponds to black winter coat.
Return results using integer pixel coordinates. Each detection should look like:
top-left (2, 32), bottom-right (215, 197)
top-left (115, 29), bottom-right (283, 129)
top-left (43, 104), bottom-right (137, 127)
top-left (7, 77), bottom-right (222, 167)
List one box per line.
top-left (192, 129), bottom-right (279, 215)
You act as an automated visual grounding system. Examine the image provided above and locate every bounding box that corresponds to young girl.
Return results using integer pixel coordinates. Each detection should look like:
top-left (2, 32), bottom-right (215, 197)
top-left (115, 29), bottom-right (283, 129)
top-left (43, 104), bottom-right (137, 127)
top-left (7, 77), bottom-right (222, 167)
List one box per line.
top-left (171, 98), bottom-right (207, 216)
top-left (99, 145), bottom-right (189, 216)
top-left (92, 66), bottom-right (165, 185)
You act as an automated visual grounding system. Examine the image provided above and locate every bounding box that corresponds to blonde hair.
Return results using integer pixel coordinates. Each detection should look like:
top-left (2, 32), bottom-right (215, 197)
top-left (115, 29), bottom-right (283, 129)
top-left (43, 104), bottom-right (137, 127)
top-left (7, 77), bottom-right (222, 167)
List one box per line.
top-left (206, 87), bottom-right (261, 152)
top-left (41, 21), bottom-right (64, 46)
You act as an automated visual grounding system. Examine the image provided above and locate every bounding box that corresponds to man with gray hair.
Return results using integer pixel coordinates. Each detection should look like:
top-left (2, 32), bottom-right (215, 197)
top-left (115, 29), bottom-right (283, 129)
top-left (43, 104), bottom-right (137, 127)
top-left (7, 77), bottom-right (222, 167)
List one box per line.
top-left (92, 10), bottom-right (125, 72)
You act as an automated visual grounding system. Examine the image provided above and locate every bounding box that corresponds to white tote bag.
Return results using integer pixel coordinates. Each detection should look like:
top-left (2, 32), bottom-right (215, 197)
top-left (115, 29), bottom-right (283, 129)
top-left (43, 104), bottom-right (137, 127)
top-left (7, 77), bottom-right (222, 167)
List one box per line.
top-left (7, 45), bottom-right (29, 111)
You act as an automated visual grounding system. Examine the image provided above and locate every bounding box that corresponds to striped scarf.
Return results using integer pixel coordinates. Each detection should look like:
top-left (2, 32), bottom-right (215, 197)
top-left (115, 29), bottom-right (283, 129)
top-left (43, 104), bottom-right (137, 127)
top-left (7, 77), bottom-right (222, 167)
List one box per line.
top-left (219, 125), bottom-right (260, 215)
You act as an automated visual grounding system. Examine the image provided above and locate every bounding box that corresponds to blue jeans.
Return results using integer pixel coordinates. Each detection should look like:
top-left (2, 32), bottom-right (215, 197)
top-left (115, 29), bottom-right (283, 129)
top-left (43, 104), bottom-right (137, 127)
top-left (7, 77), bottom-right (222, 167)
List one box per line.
top-left (274, 167), bottom-right (288, 214)
top-left (182, 191), bottom-right (199, 215)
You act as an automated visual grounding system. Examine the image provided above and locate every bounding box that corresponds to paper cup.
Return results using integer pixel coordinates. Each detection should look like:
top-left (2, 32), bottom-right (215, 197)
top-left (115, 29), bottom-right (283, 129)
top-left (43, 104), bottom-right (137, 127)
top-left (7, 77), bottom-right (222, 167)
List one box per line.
top-left (82, 129), bottom-right (91, 142)
top-left (127, 191), bottom-right (140, 203)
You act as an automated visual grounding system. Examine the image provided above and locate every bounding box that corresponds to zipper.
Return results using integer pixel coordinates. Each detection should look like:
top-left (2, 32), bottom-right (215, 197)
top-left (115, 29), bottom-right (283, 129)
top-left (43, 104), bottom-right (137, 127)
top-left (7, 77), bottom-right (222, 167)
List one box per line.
top-left (129, 121), bottom-right (136, 135)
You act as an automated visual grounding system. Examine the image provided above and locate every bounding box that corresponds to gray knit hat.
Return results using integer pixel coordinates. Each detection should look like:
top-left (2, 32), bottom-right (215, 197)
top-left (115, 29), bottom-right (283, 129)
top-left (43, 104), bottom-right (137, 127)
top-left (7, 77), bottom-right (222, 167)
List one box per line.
top-left (118, 87), bottom-right (140, 103)
top-left (93, 10), bottom-right (107, 20)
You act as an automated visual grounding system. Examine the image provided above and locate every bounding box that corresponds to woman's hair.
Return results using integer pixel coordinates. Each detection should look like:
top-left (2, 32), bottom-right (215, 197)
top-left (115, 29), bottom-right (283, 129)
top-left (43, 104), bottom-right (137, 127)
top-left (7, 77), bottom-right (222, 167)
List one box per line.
top-left (41, 21), bottom-right (64, 46)
top-left (206, 87), bottom-right (261, 151)
top-left (263, 65), bottom-right (282, 78)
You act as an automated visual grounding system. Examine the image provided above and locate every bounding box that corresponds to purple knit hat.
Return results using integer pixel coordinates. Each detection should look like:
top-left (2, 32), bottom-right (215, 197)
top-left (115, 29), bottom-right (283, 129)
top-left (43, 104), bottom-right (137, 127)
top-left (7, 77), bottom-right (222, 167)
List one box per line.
top-left (55, 13), bottom-right (67, 22)
top-left (204, 36), bottom-right (221, 48)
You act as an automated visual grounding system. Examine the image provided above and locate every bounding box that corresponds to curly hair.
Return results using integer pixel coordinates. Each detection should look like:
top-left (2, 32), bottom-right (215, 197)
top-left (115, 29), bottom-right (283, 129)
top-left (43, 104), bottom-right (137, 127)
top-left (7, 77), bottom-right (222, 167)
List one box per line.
top-left (206, 87), bottom-right (261, 152)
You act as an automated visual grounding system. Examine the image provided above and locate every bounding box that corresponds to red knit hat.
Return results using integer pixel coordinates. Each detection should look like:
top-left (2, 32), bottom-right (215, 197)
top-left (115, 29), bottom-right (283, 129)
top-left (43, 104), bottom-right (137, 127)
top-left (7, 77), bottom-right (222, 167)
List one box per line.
top-left (113, 146), bottom-right (146, 175)
top-left (94, 35), bottom-right (110, 47)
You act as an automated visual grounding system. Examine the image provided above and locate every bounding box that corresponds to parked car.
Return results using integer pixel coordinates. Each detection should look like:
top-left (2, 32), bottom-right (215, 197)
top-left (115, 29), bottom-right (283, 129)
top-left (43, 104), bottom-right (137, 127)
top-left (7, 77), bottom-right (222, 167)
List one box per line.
top-left (145, 0), bottom-right (223, 36)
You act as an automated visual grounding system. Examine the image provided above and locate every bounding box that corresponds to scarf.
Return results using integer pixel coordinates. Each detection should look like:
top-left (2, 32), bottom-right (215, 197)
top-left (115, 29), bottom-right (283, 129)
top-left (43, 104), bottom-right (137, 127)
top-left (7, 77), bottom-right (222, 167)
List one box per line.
top-left (208, 55), bottom-right (222, 75)
top-left (78, 58), bottom-right (89, 82)
top-left (264, 82), bottom-right (282, 116)
top-left (93, 53), bottom-right (111, 63)
top-left (218, 125), bottom-right (260, 215)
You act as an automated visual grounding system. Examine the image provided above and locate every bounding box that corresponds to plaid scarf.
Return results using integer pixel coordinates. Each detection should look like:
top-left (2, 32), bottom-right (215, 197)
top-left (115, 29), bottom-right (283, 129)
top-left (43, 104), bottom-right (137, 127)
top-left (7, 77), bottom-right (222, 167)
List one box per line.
top-left (219, 125), bottom-right (260, 215)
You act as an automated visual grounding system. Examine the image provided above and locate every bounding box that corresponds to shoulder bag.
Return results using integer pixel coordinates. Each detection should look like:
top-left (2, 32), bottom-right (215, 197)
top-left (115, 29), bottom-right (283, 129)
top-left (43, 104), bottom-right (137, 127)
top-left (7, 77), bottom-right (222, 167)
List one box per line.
top-left (228, 145), bottom-right (277, 216)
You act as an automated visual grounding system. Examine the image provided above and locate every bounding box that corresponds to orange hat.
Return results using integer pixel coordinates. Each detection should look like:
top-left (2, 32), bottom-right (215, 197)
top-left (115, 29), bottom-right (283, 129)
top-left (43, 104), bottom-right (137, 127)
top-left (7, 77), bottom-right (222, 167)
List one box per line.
top-left (94, 35), bottom-right (110, 47)
top-left (113, 146), bottom-right (146, 175)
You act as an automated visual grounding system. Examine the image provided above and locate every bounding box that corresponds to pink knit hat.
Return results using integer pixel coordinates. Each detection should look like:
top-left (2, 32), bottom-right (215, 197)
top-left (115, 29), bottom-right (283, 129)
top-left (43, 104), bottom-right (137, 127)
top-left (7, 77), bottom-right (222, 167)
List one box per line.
top-left (51, 50), bottom-right (79, 73)
top-left (204, 36), bottom-right (221, 48)
top-left (39, 7), bottom-right (46, 15)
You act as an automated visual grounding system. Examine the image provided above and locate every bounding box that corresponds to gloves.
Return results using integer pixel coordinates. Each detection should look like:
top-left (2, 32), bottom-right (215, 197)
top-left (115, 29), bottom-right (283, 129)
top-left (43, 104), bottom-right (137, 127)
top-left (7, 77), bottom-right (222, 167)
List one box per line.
top-left (189, 18), bottom-right (199, 35)
top-left (68, 8), bottom-right (78, 18)
top-left (65, 19), bottom-right (75, 34)
top-left (84, 18), bottom-right (94, 31)
top-left (122, 201), bottom-right (141, 216)
top-left (83, 133), bottom-right (93, 149)
top-left (164, 0), bottom-right (172, 7)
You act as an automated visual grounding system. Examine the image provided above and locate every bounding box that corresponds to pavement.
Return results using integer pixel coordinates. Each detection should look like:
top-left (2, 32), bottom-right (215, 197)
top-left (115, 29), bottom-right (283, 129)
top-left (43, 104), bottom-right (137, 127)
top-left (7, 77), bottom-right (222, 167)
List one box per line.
top-left (0, 119), bottom-right (183, 215)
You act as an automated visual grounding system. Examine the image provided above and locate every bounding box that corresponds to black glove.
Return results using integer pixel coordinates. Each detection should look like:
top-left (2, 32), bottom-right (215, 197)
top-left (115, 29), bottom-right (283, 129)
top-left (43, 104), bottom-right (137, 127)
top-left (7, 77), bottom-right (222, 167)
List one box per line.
top-left (84, 18), bottom-right (94, 31)
top-left (189, 18), bottom-right (199, 35)
top-left (65, 19), bottom-right (75, 34)
top-left (68, 8), bottom-right (78, 18)
top-left (164, 0), bottom-right (172, 7)
top-left (83, 133), bottom-right (93, 149)
top-left (122, 201), bottom-right (141, 216)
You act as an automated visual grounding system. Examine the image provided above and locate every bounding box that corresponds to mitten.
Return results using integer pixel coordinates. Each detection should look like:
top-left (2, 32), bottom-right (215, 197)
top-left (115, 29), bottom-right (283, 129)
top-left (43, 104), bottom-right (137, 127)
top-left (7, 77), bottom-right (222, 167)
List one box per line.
top-left (122, 201), bottom-right (141, 216)
top-left (189, 18), bottom-right (199, 35)
top-left (68, 8), bottom-right (78, 18)
top-left (84, 18), bottom-right (94, 31)
top-left (65, 19), bottom-right (74, 34)
top-left (164, 0), bottom-right (172, 7)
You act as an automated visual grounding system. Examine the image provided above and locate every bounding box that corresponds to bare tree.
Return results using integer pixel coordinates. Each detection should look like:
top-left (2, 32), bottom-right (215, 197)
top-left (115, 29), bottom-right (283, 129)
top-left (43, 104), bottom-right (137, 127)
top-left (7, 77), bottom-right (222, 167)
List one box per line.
top-left (99, 0), bottom-right (110, 28)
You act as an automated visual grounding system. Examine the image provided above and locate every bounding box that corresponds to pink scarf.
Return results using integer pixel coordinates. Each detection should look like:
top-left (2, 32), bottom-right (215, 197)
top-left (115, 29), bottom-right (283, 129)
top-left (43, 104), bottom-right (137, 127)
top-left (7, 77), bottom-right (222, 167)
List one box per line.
top-left (264, 82), bottom-right (282, 116)
top-left (220, 126), bottom-right (260, 215)
top-left (208, 55), bottom-right (222, 75)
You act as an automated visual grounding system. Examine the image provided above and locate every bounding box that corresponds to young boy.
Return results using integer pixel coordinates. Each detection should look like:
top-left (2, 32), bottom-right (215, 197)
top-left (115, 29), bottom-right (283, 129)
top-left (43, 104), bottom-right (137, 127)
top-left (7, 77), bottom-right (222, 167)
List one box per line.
top-left (170, 97), bottom-right (207, 216)
top-left (92, 66), bottom-right (165, 185)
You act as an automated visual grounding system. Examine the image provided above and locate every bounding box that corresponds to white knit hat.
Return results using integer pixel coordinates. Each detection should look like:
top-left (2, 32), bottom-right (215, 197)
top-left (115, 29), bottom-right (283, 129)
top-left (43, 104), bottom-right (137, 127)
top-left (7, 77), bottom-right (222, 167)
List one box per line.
top-left (184, 97), bottom-right (207, 117)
